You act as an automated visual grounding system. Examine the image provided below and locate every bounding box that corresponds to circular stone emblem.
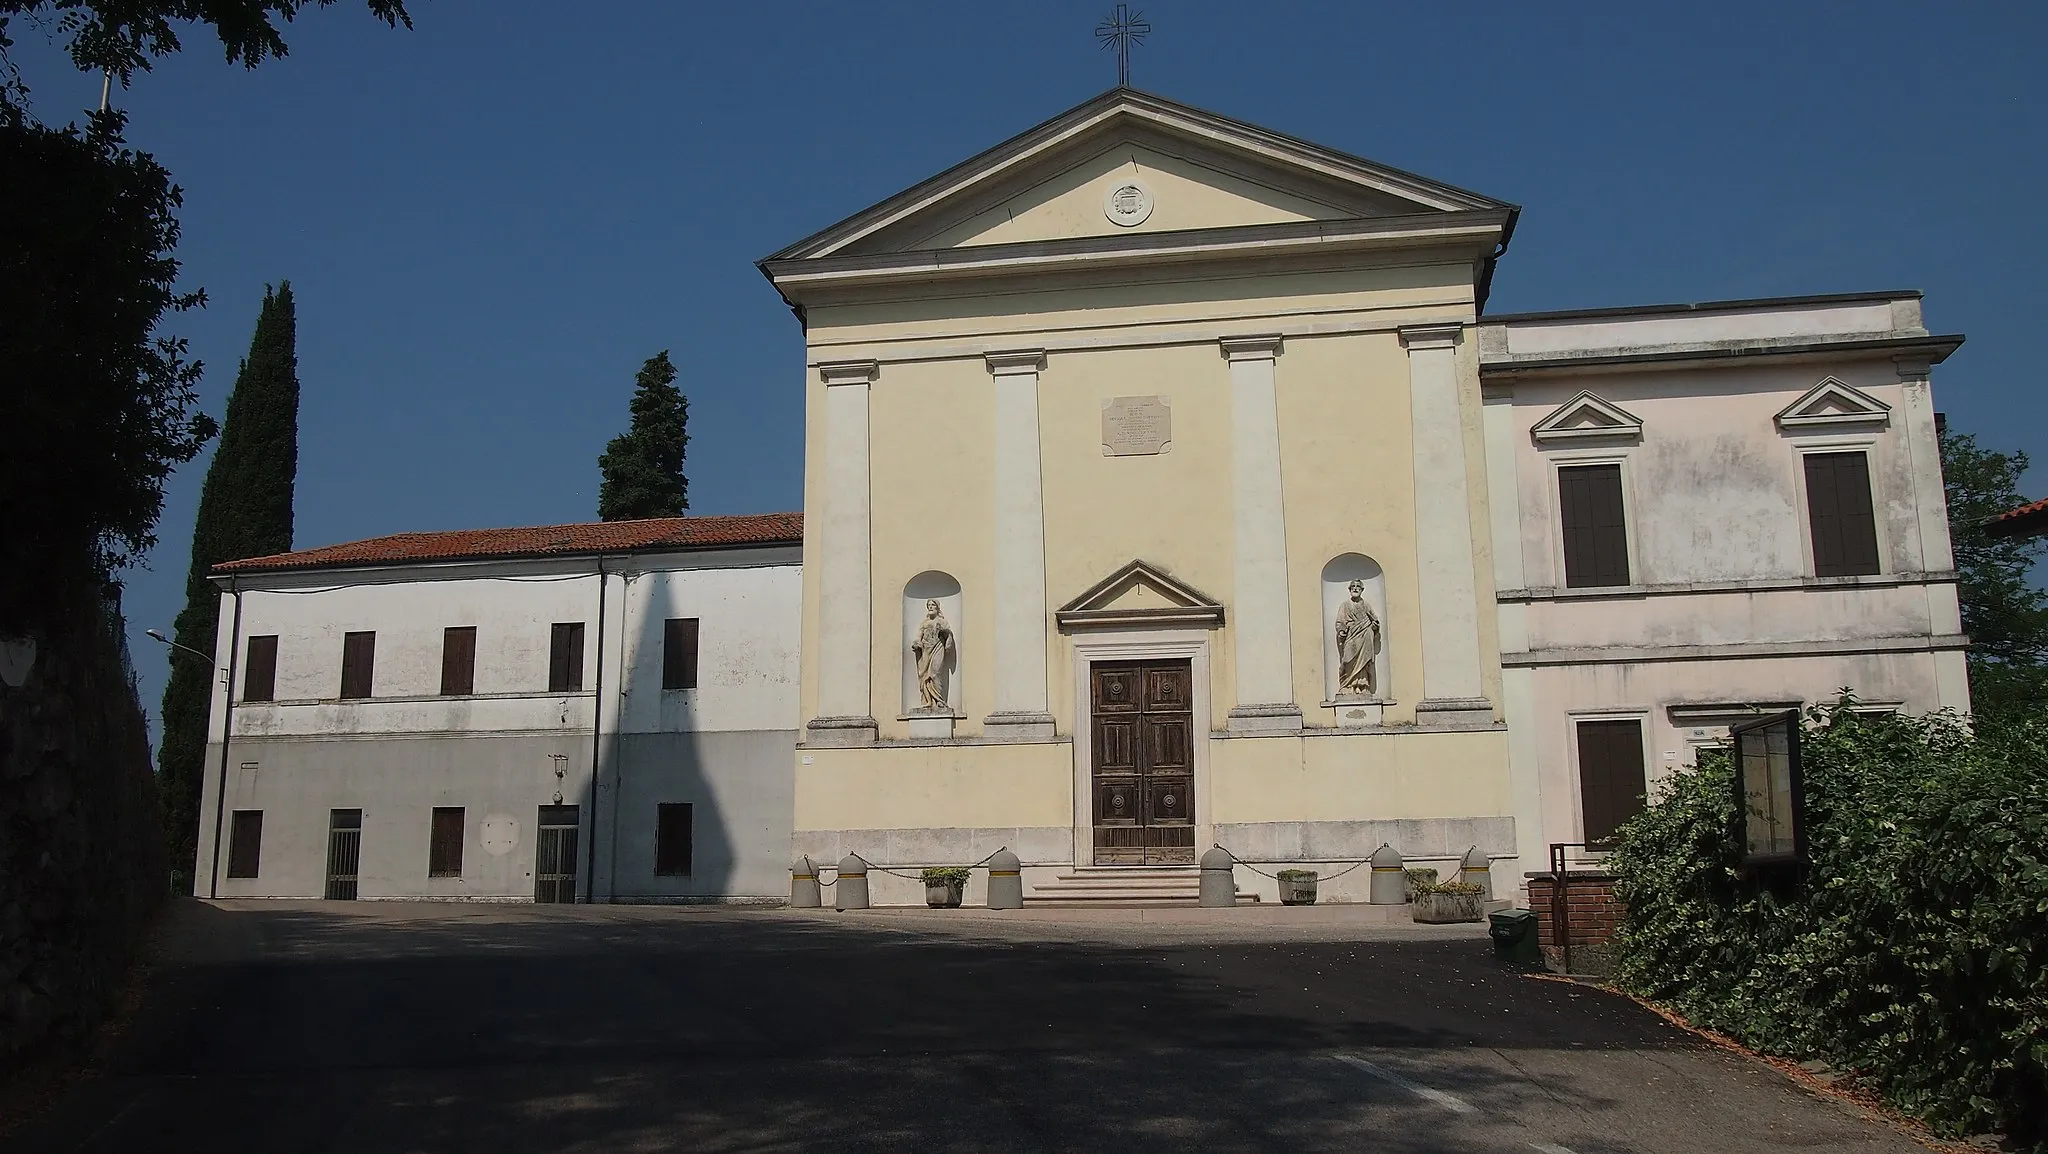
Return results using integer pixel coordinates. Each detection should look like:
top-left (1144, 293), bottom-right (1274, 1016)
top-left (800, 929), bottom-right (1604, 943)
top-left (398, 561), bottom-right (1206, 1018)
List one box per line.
top-left (1103, 180), bottom-right (1154, 227)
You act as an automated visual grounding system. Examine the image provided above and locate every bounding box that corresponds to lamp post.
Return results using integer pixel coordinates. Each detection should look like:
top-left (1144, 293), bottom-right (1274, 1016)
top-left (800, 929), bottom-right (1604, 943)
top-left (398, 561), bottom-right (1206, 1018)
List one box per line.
top-left (145, 628), bottom-right (217, 668)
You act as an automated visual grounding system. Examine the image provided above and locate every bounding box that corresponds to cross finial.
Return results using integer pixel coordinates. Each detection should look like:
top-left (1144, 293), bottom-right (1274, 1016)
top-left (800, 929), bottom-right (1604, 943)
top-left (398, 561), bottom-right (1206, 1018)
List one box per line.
top-left (1095, 4), bottom-right (1150, 88)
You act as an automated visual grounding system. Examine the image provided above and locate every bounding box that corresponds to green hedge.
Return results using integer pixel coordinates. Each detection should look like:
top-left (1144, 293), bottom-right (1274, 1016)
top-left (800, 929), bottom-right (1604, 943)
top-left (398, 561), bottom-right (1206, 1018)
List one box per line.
top-left (1609, 703), bottom-right (2048, 1149)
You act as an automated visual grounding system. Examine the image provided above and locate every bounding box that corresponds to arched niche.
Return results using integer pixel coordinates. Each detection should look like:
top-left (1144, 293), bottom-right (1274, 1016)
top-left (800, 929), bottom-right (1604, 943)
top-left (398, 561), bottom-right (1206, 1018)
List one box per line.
top-left (901, 571), bottom-right (963, 717)
top-left (1321, 554), bottom-right (1389, 704)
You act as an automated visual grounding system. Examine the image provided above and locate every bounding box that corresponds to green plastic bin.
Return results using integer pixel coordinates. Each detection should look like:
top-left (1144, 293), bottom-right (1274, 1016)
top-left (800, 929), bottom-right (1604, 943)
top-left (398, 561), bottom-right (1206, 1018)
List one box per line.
top-left (1489, 908), bottom-right (1540, 965)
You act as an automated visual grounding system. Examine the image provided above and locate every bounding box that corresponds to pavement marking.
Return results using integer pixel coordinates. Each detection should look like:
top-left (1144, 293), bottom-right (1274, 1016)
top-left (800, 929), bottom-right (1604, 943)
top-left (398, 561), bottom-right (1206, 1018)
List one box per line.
top-left (1330, 1054), bottom-right (1478, 1115)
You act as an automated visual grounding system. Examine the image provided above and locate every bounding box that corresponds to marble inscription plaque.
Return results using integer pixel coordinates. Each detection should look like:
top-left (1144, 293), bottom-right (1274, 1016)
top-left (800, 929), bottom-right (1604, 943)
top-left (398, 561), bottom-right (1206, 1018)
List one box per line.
top-left (1102, 395), bottom-right (1172, 456)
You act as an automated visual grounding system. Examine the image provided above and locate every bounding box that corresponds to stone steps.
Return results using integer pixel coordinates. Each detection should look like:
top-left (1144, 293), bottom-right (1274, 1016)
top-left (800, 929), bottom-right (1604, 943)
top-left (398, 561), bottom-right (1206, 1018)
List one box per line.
top-left (1025, 866), bottom-right (1259, 906)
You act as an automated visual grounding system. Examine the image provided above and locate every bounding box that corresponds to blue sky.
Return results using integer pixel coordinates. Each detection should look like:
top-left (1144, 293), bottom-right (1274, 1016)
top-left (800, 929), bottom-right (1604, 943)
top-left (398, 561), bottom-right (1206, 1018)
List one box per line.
top-left (10, 1), bottom-right (2044, 737)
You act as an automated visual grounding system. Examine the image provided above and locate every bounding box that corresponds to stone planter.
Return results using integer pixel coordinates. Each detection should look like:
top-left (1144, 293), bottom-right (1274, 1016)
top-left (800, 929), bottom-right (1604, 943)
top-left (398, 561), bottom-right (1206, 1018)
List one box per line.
top-left (1411, 891), bottom-right (1484, 924)
top-left (925, 880), bottom-right (964, 908)
top-left (1277, 871), bottom-right (1318, 906)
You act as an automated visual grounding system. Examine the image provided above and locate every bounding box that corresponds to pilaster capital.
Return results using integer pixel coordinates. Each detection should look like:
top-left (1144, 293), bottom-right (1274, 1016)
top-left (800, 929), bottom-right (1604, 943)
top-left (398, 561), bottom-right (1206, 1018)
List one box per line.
top-left (1398, 323), bottom-right (1464, 351)
top-left (1893, 353), bottom-right (1935, 382)
top-left (818, 360), bottom-right (879, 387)
top-left (1219, 334), bottom-right (1284, 362)
top-left (984, 349), bottom-right (1047, 376)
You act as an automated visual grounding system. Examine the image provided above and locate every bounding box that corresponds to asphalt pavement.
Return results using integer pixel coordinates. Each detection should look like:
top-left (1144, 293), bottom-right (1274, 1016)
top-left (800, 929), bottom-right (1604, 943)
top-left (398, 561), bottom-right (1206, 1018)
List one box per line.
top-left (0, 900), bottom-right (1929, 1153)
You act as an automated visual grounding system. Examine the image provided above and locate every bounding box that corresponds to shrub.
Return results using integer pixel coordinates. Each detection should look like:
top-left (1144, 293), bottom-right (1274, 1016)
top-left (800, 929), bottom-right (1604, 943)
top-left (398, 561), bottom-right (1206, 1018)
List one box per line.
top-left (1403, 867), bottom-right (1437, 900)
top-left (1609, 702), bottom-right (2048, 1149)
top-left (1276, 869), bottom-right (1318, 883)
top-left (1415, 880), bottom-right (1483, 896)
top-left (919, 867), bottom-right (970, 887)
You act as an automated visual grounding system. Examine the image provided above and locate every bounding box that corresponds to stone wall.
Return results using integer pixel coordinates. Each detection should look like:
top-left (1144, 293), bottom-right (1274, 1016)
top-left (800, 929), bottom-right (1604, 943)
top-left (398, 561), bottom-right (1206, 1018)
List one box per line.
top-left (1526, 870), bottom-right (1622, 976)
top-left (0, 589), bottom-right (166, 1072)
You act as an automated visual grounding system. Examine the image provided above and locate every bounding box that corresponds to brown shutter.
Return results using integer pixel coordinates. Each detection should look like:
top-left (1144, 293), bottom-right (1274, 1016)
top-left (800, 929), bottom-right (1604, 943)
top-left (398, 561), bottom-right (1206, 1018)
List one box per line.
top-left (428, 807), bottom-right (465, 877)
top-left (1559, 464), bottom-right (1631, 587)
top-left (242, 635), bottom-right (279, 702)
top-left (1805, 452), bottom-right (1881, 577)
top-left (440, 627), bottom-right (477, 696)
top-left (339, 632), bottom-right (376, 699)
top-left (1576, 719), bottom-right (1647, 845)
top-left (226, 810), bottom-right (263, 878)
top-left (549, 623), bottom-right (586, 692)
top-left (663, 618), bottom-right (700, 691)
top-left (655, 802), bottom-right (693, 876)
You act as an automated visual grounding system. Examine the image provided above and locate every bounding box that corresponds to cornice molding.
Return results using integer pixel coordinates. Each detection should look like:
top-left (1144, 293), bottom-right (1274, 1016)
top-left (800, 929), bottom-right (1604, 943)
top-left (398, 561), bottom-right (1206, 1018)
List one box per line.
top-left (983, 349), bottom-right (1047, 376)
top-left (818, 360), bottom-right (880, 387)
top-left (1398, 322), bottom-right (1463, 351)
top-left (1218, 334), bottom-right (1283, 361)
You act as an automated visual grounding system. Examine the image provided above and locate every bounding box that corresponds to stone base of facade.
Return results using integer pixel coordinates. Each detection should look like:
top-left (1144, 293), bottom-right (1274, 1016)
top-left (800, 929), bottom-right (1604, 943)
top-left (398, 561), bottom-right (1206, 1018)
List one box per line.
top-left (1413, 698), bottom-right (1496, 728)
top-left (804, 715), bottom-right (878, 746)
top-left (981, 711), bottom-right (1057, 740)
top-left (1226, 702), bottom-right (1305, 735)
top-left (794, 825), bottom-right (1074, 869)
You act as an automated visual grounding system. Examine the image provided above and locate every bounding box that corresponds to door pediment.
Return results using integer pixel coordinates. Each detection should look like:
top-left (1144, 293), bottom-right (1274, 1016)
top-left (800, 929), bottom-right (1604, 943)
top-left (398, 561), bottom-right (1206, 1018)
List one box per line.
top-left (1057, 559), bottom-right (1225, 632)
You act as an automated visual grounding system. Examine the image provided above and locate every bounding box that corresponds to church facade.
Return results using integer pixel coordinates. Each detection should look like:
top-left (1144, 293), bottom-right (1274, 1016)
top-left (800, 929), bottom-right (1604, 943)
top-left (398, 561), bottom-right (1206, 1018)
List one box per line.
top-left (761, 89), bottom-right (1968, 903)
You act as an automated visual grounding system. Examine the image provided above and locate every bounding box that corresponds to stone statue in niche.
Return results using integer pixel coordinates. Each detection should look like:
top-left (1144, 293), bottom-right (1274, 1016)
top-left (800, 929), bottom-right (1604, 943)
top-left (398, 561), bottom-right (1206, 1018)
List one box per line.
top-left (912, 599), bottom-right (954, 711)
top-left (1334, 579), bottom-right (1381, 697)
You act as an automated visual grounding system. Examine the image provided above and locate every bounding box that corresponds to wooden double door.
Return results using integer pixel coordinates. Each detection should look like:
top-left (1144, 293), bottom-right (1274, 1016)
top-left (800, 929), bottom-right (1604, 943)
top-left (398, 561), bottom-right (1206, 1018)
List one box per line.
top-left (1091, 659), bottom-right (1195, 865)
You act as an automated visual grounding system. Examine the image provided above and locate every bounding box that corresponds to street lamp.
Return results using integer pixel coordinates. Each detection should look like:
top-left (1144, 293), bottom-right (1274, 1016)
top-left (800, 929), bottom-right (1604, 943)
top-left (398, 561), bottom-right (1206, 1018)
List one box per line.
top-left (144, 628), bottom-right (216, 666)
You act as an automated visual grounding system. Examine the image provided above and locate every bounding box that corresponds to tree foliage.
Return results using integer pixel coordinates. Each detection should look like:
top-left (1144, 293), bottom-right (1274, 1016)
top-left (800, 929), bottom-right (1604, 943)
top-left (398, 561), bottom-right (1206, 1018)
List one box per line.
top-left (1610, 704), bottom-right (2048, 1149)
top-left (0, 106), bottom-right (213, 619)
top-left (597, 350), bottom-right (690, 522)
top-left (1, 0), bottom-right (409, 104)
top-left (1941, 430), bottom-right (2048, 721)
top-left (159, 283), bottom-right (298, 888)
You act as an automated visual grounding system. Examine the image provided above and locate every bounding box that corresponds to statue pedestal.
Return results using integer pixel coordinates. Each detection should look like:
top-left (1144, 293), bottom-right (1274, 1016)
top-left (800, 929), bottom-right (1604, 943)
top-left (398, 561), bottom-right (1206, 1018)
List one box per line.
top-left (905, 711), bottom-right (957, 739)
top-left (1325, 698), bottom-right (1387, 728)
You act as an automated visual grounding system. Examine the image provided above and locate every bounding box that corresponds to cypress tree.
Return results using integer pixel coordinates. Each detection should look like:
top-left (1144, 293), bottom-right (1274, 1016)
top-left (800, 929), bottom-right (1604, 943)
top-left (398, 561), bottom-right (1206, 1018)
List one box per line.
top-left (158, 283), bottom-right (299, 891)
top-left (597, 350), bottom-right (690, 520)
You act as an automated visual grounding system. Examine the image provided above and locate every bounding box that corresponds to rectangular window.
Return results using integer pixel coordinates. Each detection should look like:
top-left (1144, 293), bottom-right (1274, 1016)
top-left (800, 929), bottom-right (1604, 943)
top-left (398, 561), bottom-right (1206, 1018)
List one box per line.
top-left (440, 626), bottom-right (477, 696)
top-left (663, 618), bottom-right (700, 691)
top-left (1804, 451), bottom-right (1881, 577)
top-left (242, 635), bottom-right (278, 702)
top-left (548, 622), bottom-right (586, 692)
top-left (655, 802), bottom-right (694, 876)
top-left (1576, 719), bottom-right (1647, 846)
top-left (226, 810), bottom-right (263, 878)
top-left (1558, 463), bottom-right (1631, 588)
top-left (428, 806), bottom-right (465, 877)
top-left (339, 631), bottom-right (376, 699)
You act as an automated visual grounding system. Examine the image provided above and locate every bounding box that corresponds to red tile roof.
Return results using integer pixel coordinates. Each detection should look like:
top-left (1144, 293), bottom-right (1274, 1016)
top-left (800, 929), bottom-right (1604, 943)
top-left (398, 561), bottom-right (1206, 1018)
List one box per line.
top-left (1986, 497), bottom-right (2048, 540)
top-left (213, 513), bottom-right (803, 575)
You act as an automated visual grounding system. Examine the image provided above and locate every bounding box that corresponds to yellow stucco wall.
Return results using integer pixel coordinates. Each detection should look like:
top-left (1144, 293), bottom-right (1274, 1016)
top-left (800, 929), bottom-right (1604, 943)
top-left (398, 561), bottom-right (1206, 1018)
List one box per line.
top-left (1210, 730), bottom-right (1513, 822)
top-left (795, 742), bottom-right (1072, 831)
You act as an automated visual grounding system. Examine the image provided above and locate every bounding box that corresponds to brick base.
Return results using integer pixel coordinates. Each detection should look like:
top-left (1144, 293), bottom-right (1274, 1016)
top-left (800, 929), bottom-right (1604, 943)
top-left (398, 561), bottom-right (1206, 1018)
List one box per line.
top-left (1526, 871), bottom-right (1623, 975)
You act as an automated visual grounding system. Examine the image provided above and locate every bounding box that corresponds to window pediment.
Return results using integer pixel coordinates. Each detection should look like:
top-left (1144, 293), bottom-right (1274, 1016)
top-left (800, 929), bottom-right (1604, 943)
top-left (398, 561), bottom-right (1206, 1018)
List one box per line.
top-left (1776, 377), bottom-right (1891, 431)
top-left (1531, 391), bottom-right (1644, 444)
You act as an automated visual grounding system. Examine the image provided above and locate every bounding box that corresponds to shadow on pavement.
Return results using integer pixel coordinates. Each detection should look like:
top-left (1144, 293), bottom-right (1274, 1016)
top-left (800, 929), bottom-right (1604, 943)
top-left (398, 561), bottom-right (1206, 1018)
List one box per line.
top-left (4, 900), bottom-right (1700, 1154)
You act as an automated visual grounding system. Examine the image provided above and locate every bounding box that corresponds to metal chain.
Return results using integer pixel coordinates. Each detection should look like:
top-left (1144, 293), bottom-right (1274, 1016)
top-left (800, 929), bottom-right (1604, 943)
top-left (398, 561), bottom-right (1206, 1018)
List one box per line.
top-left (849, 847), bottom-right (1008, 882)
top-left (1210, 844), bottom-right (1374, 882)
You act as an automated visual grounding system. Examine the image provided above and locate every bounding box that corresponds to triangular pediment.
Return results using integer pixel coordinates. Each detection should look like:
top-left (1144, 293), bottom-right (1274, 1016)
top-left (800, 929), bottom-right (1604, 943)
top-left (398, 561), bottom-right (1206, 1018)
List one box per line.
top-left (1776, 377), bottom-right (1891, 430)
top-left (1531, 391), bottom-right (1644, 444)
top-left (763, 89), bottom-right (1515, 264)
top-left (1056, 559), bottom-right (1224, 632)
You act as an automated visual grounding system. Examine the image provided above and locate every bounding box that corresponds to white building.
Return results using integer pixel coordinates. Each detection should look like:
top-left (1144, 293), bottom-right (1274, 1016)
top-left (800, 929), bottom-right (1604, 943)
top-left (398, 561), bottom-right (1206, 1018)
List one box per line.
top-left (1480, 292), bottom-right (1968, 874)
top-left (192, 514), bottom-right (803, 902)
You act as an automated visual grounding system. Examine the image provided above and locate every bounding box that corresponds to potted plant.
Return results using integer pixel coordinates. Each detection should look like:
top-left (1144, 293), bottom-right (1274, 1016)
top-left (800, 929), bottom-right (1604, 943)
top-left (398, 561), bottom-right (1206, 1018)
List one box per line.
top-left (1410, 880), bottom-right (1485, 924)
top-left (921, 866), bottom-right (970, 909)
top-left (1403, 867), bottom-right (1438, 902)
top-left (1276, 868), bottom-right (1318, 906)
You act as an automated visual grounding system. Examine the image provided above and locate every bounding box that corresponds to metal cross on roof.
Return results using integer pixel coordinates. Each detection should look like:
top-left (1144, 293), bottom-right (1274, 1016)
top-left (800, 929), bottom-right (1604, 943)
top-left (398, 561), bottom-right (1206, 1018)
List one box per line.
top-left (1095, 4), bottom-right (1150, 88)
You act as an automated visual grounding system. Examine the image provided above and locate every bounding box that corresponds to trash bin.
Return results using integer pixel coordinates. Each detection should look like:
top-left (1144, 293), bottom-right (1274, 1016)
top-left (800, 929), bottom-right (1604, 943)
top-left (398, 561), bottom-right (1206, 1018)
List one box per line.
top-left (1489, 909), bottom-right (1540, 965)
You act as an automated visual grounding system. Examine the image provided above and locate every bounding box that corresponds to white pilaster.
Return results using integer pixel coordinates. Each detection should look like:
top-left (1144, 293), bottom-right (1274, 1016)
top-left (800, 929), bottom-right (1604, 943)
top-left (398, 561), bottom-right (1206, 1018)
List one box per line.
top-left (1221, 335), bottom-right (1301, 735)
top-left (809, 360), bottom-right (879, 746)
top-left (985, 350), bottom-right (1057, 740)
top-left (1400, 324), bottom-right (1491, 726)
